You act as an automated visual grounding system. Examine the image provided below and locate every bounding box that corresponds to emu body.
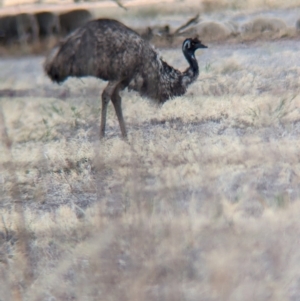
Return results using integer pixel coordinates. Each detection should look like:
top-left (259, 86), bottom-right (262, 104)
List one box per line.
top-left (44, 18), bottom-right (207, 138)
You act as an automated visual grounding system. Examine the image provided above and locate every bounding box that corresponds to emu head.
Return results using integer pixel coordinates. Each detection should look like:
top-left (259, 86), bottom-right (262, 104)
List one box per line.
top-left (182, 38), bottom-right (207, 56)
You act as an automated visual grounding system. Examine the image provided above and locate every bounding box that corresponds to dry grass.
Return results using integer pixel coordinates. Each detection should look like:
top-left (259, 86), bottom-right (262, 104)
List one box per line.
top-left (2, 202), bottom-right (300, 300)
top-left (1, 24), bottom-right (300, 300)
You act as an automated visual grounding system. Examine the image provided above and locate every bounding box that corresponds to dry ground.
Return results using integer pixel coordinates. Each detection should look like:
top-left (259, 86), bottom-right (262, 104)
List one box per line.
top-left (1, 6), bottom-right (300, 301)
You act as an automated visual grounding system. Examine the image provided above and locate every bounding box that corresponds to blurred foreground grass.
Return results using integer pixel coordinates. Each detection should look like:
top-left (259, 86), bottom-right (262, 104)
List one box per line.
top-left (2, 197), bottom-right (300, 300)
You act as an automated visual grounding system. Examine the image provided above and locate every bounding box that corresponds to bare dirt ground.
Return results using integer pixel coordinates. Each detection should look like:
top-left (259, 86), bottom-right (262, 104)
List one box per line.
top-left (0, 0), bottom-right (173, 15)
top-left (1, 3), bottom-right (300, 300)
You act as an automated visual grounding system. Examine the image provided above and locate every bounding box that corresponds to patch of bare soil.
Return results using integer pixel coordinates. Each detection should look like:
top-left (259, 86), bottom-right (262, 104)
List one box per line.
top-left (0, 0), bottom-right (173, 15)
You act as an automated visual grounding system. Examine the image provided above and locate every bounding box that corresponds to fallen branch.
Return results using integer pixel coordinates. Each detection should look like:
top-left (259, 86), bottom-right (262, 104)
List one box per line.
top-left (114, 0), bottom-right (127, 10)
top-left (173, 13), bottom-right (200, 35)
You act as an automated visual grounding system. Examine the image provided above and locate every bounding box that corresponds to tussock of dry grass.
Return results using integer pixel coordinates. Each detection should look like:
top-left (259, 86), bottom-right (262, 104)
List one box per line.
top-left (240, 17), bottom-right (292, 40)
top-left (1, 26), bottom-right (300, 300)
top-left (180, 20), bottom-right (233, 42)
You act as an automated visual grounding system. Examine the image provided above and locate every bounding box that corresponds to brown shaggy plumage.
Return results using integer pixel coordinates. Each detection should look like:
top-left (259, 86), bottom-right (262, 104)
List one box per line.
top-left (44, 18), bottom-right (207, 138)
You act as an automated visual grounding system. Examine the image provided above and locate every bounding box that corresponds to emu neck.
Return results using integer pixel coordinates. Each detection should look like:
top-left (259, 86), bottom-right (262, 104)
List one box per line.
top-left (128, 48), bottom-right (200, 103)
top-left (182, 51), bottom-right (199, 86)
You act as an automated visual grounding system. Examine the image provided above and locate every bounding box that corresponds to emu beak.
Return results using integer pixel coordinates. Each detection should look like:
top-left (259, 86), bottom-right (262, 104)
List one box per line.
top-left (197, 42), bottom-right (208, 49)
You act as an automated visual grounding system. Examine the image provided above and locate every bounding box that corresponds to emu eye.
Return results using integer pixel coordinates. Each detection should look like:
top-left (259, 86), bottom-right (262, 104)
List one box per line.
top-left (183, 40), bottom-right (191, 49)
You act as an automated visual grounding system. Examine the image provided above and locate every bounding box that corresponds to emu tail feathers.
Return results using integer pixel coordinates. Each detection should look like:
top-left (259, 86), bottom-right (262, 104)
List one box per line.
top-left (44, 46), bottom-right (69, 83)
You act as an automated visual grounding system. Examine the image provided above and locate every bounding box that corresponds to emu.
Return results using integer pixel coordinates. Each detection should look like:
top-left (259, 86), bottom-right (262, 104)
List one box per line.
top-left (44, 18), bottom-right (207, 139)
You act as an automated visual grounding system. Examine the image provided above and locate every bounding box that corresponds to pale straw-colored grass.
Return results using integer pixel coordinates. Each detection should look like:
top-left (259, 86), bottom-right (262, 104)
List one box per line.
top-left (1, 22), bottom-right (300, 300)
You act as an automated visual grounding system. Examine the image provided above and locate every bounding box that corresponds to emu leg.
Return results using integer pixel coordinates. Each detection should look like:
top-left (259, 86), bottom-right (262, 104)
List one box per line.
top-left (100, 81), bottom-right (120, 138)
top-left (111, 86), bottom-right (127, 139)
